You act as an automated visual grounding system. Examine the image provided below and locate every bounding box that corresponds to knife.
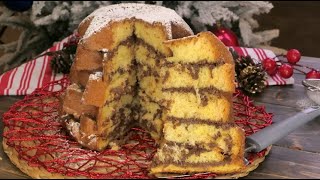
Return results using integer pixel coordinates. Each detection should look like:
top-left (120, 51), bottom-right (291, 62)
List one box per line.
top-left (245, 105), bottom-right (320, 153)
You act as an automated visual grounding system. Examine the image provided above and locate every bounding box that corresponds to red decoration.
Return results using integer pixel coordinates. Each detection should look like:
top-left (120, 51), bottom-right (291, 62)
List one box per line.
top-left (211, 24), bottom-right (239, 46)
top-left (265, 49), bottom-right (303, 79)
top-left (286, 49), bottom-right (301, 65)
top-left (262, 58), bottom-right (277, 76)
top-left (306, 69), bottom-right (320, 79)
top-left (278, 64), bottom-right (293, 79)
top-left (3, 78), bottom-right (272, 179)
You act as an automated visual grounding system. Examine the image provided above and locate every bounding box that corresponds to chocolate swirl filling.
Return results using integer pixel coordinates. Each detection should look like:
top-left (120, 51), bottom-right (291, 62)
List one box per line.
top-left (162, 86), bottom-right (232, 106)
top-left (161, 60), bottom-right (225, 79)
top-left (166, 116), bottom-right (236, 130)
top-left (152, 134), bottom-right (234, 167)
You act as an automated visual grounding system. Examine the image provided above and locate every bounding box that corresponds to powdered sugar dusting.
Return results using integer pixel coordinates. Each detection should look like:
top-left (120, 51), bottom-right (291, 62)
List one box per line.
top-left (89, 72), bottom-right (103, 81)
top-left (82, 3), bottom-right (193, 40)
top-left (87, 134), bottom-right (97, 146)
top-left (68, 83), bottom-right (82, 92)
top-left (66, 120), bottom-right (80, 138)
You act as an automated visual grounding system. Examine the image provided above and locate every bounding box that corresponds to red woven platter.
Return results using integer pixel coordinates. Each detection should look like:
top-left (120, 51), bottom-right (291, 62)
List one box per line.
top-left (2, 78), bottom-right (273, 179)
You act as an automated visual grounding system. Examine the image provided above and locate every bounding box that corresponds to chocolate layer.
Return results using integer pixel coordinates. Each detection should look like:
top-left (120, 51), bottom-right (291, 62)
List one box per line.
top-left (104, 79), bottom-right (136, 105)
top-left (162, 86), bottom-right (232, 106)
top-left (108, 63), bottom-right (135, 77)
top-left (161, 60), bottom-right (226, 80)
top-left (166, 116), bottom-right (235, 129)
top-left (162, 71), bottom-right (170, 84)
top-left (101, 104), bottom-right (136, 142)
top-left (135, 38), bottom-right (166, 59)
top-left (137, 63), bottom-right (160, 78)
top-left (152, 137), bottom-right (233, 167)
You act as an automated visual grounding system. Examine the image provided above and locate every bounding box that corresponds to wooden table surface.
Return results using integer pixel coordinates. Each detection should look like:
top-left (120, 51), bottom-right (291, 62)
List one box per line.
top-left (0, 56), bottom-right (320, 179)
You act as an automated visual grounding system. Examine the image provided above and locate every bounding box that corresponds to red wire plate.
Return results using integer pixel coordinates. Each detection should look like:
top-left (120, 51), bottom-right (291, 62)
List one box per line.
top-left (2, 78), bottom-right (272, 179)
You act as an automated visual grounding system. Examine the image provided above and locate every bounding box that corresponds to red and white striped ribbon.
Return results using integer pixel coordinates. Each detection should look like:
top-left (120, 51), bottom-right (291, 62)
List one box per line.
top-left (0, 35), bottom-right (294, 96)
top-left (0, 36), bottom-right (71, 96)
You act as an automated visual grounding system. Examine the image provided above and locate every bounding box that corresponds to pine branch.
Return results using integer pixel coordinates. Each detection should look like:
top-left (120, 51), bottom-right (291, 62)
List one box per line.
top-left (0, 16), bottom-right (36, 31)
top-left (0, 53), bottom-right (15, 67)
top-left (16, 29), bottom-right (33, 51)
top-left (0, 6), bottom-right (14, 17)
top-left (1, 31), bottom-right (49, 72)
top-left (0, 41), bottom-right (18, 53)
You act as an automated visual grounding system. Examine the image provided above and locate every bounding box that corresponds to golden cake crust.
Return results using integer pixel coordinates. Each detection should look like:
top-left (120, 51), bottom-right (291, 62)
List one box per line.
top-left (62, 83), bottom-right (98, 119)
top-left (82, 72), bottom-right (107, 107)
top-left (73, 43), bottom-right (103, 71)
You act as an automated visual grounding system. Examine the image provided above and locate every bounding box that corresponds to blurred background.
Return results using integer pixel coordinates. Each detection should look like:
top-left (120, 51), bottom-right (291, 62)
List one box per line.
top-left (0, 1), bottom-right (320, 74)
top-left (256, 1), bottom-right (320, 58)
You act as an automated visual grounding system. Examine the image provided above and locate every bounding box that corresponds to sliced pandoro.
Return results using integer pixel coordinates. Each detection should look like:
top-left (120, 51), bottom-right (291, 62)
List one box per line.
top-left (135, 40), bottom-right (163, 68)
top-left (151, 123), bottom-right (245, 175)
top-left (150, 31), bottom-right (245, 175)
top-left (161, 31), bottom-right (235, 93)
top-left (103, 71), bottom-right (137, 104)
top-left (134, 20), bottom-right (170, 143)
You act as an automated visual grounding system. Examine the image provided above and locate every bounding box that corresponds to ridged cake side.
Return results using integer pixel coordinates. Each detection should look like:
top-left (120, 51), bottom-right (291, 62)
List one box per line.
top-left (63, 12), bottom-right (193, 150)
top-left (63, 20), bottom-right (137, 151)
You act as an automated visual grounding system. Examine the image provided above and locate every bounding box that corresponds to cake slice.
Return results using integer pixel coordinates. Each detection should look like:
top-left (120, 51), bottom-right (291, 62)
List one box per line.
top-left (150, 32), bottom-right (245, 175)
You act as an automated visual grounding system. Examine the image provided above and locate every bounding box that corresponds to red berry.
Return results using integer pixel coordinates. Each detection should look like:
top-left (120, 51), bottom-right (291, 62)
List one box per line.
top-left (306, 70), bottom-right (320, 79)
top-left (262, 58), bottom-right (277, 70)
top-left (262, 58), bottom-right (277, 76)
top-left (286, 49), bottom-right (301, 64)
top-left (266, 66), bottom-right (278, 76)
top-left (278, 64), bottom-right (293, 78)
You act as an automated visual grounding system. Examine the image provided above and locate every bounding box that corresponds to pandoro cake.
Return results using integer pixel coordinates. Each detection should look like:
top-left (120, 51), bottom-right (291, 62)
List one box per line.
top-left (59, 3), bottom-right (245, 175)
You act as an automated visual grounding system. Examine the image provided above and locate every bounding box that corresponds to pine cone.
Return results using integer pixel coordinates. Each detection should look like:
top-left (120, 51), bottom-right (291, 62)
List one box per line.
top-left (50, 53), bottom-right (73, 74)
top-left (49, 35), bottom-right (79, 74)
top-left (230, 48), bottom-right (267, 94)
top-left (239, 65), bottom-right (266, 94)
